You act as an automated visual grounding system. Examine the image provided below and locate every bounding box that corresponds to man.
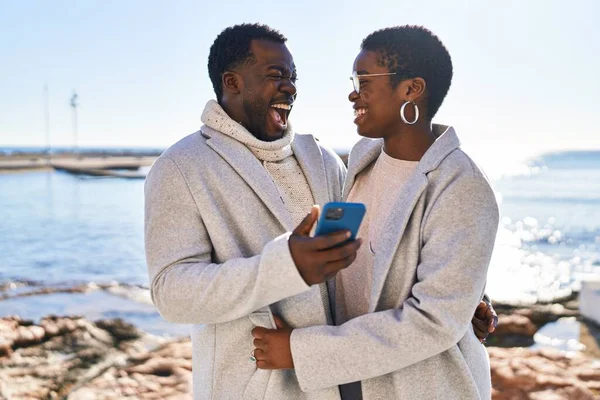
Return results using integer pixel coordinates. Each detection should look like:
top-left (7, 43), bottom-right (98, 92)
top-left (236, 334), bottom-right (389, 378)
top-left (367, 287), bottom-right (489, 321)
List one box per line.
top-left (145, 23), bottom-right (496, 400)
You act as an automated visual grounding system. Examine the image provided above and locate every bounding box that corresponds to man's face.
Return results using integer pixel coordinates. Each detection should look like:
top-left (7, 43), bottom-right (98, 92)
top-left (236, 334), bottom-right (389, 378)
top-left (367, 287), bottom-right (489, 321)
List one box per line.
top-left (237, 40), bottom-right (297, 141)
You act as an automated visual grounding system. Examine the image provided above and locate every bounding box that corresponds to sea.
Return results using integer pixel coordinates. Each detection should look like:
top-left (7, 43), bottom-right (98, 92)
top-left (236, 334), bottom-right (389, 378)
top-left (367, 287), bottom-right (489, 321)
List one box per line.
top-left (1, 148), bottom-right (599, 348)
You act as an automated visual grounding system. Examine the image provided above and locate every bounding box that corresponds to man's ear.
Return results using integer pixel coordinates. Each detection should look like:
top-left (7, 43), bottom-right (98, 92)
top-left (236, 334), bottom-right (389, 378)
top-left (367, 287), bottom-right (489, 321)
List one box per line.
top-left (222, 71), bottom-right (243, 95)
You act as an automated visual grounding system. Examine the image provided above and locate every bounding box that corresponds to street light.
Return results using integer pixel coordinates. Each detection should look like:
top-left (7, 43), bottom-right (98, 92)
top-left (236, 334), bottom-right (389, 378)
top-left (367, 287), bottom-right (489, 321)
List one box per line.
top-left (44, 84), bottom-right (51, 163)
top-left (70, 91), bottom-right (78, 157)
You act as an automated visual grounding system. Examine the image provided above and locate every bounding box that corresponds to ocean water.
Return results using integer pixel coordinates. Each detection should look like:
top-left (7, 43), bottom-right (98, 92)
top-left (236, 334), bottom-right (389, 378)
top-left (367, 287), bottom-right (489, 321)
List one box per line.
top-left (0, 150), bottom-right (599, 335)
top-left (0, 170), bottom-right (148, 285)
top-left (485, 151), bottom-right (600, 304)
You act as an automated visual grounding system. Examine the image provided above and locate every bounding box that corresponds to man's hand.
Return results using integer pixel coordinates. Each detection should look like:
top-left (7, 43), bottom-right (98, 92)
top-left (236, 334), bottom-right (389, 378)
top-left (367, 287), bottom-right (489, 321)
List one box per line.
top-left (472, 298), bottom-right (498, 343)
top-left (251, 316), bottom-right (294, 370)
top-left (289, 205), bottom-right (362, 285)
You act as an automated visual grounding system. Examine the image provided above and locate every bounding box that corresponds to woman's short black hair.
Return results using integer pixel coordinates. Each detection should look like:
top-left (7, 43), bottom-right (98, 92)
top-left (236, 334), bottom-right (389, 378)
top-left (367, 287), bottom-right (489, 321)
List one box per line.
top-left (362, 25), bottom-right (453, 119)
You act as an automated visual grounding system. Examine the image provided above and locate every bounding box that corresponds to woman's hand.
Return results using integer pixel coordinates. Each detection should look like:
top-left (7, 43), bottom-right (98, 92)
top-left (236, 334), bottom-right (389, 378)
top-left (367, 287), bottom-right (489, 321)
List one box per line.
top-left (472, 299), bottom-right (498, 343)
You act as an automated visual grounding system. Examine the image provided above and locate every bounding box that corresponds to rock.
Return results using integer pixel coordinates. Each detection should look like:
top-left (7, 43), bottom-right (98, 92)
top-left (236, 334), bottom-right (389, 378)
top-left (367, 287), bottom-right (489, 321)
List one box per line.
top-left (69, 340), bottom-right (192, 399)
top-left (487, 314), bottom-right (538, 347)
top-left (489, 301), bottom-right (582, 347)
top-left (489, 347), bottom-right (600, 399)
top-left (0, 283), bottom-right (97, 302)
top-left (495, 314), bottom-right (539, 337)
top-left (0, 316), bottom-right (153, 399)
top-left (40, 315), bottom-right (80, 337)
top-left (13, 325), bottom-right (46, 346)
top-left (0, 317), bottom-right (20, 357)
top-left (516, 303), bottom-right (580, 326)
top-left (0, 342), bottom-right (12, 357)
top-left (0, 280), bottom-right (38, 293)
top-left (95, 318), bottom-right (142, 342)
top-left (0, 316), bottom-right (48, 350)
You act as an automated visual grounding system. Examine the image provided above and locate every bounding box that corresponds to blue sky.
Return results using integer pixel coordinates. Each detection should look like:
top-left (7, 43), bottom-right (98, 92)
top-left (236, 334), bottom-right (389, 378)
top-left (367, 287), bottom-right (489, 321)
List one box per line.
top-left (1, 0), bottom-right (599, 172)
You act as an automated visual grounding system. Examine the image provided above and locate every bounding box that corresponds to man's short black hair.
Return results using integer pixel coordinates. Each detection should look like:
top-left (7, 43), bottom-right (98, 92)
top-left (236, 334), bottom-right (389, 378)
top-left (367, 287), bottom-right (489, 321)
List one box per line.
top-left (208, 23), bottom-right (287, 101)
top-left (361, 25), bottom-right (453, 119)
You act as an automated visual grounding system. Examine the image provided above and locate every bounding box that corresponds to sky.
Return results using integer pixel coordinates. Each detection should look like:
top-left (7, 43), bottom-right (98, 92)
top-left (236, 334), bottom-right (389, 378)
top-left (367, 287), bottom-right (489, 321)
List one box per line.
top-left (1, 0), bottom-right (599, 173)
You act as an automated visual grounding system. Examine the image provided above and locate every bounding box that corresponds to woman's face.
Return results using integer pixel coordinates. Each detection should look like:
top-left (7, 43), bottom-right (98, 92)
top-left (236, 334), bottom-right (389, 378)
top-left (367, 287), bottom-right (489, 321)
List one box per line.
top-left (349, 49), bottom-right (422, 139)
top-left (348, 50), bottom-right (403, 139)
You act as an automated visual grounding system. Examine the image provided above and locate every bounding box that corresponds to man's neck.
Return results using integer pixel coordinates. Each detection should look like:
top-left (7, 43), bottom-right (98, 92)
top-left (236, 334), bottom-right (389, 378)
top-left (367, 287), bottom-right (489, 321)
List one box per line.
top-left (219, 101), bottom-right (244, 125)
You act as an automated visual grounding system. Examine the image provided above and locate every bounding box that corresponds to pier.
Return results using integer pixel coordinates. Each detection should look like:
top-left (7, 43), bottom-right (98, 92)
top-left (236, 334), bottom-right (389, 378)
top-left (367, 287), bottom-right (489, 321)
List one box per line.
top-left (0, 153), bottom-right (158, 179)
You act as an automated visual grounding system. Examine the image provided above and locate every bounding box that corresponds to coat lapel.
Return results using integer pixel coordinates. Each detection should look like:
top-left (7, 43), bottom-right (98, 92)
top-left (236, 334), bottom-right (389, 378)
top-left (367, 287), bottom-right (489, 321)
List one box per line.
top-left (368, 126), bottom-right (461, 311)
top-left (291, 135), bottom-right (337, 324)
top-left (368, 172), bottom-right (428, 312)
top-left (291, 135), bottom-right (329, 208)
top-left (342, 138), bottom-right (383, 201)
top-left (202, 126), bottom-right (295, 231)
top-left (368, 125), bottom-right (461, 310)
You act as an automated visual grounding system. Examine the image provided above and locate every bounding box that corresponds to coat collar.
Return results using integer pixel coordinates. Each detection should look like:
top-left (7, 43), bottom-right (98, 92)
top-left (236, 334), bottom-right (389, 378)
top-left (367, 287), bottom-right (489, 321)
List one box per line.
top-left (201, 126), bottom-right (329, 232)
top-left (344, 125), bottom-right (460, 198)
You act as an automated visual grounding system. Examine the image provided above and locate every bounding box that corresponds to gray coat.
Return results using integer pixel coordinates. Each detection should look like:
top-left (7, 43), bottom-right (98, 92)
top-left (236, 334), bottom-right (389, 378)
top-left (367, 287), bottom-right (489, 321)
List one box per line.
top-left (291, 125), bottom-right (499, 399)
top-left (144, 126), bottom-right (346, 400)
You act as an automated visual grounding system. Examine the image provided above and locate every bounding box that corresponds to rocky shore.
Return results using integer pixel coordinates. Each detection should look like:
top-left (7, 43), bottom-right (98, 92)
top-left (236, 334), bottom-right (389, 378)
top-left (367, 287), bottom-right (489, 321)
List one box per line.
top-left (0, 284), bottom-right (598, 399)
top-left (489, 298), bottom-right (600, 399)
top-left (0, 315), bottom-right (191, 399)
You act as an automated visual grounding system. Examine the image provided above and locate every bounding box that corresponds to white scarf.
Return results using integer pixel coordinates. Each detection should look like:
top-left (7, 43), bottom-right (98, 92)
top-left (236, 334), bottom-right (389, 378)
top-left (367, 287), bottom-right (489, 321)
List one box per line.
top-left (201, 100), bottom-right (294, 162)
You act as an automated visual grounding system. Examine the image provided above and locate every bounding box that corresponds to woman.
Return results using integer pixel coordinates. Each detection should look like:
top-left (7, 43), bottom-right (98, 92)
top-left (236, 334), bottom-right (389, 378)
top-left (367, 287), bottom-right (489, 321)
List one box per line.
top-left (252, 25), bottom-right (498, 399)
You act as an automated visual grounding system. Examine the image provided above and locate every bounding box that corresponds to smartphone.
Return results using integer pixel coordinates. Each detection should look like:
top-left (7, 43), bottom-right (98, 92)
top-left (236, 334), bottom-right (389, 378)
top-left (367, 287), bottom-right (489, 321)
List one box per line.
top-left (314, 202), bottom-right (366, 241)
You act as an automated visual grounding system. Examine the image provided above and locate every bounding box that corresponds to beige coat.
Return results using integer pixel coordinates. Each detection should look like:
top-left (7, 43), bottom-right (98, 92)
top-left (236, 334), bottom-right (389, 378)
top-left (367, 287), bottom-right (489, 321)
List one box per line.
top-left (144, 126), bottom-right (346, 400)
top-left (291, 125), bottom-right (499, 399)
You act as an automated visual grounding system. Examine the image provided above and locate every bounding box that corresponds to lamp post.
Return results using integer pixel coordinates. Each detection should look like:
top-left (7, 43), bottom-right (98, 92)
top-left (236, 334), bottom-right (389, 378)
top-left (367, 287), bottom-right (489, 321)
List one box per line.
top-left (44, 84), bottom-right (51, 163)
top-left (70, 91), bottom-right (78, 157)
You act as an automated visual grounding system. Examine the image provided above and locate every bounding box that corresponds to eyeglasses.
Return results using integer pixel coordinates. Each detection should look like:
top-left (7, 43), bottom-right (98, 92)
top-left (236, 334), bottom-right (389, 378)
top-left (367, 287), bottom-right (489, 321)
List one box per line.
top-left (350, 71), bottom-right (397, 94)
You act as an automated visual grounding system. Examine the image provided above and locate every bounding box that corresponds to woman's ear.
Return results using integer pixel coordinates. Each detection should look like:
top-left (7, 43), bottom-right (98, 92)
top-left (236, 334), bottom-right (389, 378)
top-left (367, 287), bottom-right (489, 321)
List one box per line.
top-left (406, 77), bottom-right (426, 102)
top-left (394, 77), bottom-right (426, 103)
